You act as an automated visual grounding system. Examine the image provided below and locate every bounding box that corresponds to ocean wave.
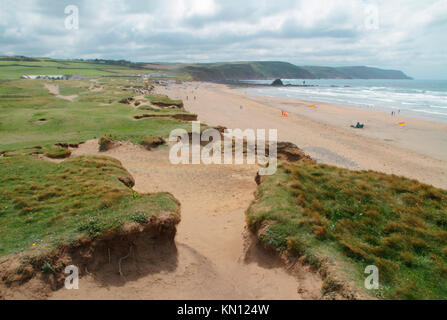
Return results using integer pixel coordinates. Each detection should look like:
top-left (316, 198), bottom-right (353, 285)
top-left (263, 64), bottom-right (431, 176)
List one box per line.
top-left (412, 109), bottom-right (447, 116)
top-left (241, 80), bottom-right (447, 122)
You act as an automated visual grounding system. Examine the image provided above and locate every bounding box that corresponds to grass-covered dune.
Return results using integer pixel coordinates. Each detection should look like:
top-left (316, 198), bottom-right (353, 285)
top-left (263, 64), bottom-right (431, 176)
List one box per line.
top-left (0, 77), bottom-right (191, 256)
top-left (0, 155), bottom-right (180, 296)
top-left (0, 76), bottom-right (193, 295)
top-left (145, 94), bottom-right (184, 108)
top-left (247, 160), bottom-right (447, 299)
top-left (0, 155), bottom-right (180, 258)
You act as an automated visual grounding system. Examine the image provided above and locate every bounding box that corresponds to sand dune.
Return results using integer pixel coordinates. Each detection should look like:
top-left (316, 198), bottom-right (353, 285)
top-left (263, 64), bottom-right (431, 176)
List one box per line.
top-left (50, 140), bottom-right (322, 300)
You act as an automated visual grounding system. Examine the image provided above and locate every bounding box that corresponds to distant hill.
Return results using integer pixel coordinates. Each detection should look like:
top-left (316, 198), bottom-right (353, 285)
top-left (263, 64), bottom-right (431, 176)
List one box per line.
top-left (302, 66), bottom-right (412, 80)
top-left (180, 62), bottom-right (315, 81)
top-left (0, 56), bottom-right (412, 80)
top-left (180, 62), bottom-right (412, 81)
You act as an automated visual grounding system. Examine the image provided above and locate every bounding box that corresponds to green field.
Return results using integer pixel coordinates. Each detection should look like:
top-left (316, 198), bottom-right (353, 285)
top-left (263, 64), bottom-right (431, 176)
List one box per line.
top-left (0, 58), bottom-right (151, 79)
top-left (247, 160), bottom-right (447, 299)
top-left (0, 78), bottom-right (192, 154)
top-left (0, 76), bottom-right (191, 258)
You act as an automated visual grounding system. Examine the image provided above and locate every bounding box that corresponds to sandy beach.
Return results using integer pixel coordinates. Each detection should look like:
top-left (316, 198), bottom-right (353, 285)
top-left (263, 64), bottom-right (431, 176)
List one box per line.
top-left (158, 82), bottom-right (447, 190)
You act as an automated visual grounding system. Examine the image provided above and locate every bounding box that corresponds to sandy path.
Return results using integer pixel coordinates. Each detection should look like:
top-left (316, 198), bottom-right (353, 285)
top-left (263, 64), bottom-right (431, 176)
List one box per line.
top-left (44, 83), bottom-right (78, 102)
top-left (50, 141), bottom-right (322, 300)
top-left (162, 82), bottom-right (447, 189)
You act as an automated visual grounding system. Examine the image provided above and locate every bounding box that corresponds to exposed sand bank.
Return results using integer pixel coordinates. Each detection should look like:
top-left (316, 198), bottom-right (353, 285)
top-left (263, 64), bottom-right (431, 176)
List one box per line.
top-left (50, 141), bottom-right (322, 300)
top-left (160, 82), bottom-right (447, 189)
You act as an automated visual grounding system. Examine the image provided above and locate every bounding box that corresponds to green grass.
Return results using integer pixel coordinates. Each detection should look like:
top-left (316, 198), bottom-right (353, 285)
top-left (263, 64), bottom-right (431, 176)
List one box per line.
top-left (145, 94), bottom-right (184, 108)
top-left (247, 160), bottom-right (447, 299)
top-left (0, 155), bottom-right (179, 257)
top-left (0, 79), bottom-right (192, 154)
top-left (0, 75), bottom-right (193, 259)
top-left (44, 146), bottom-right (72, 159)
top-left (0, 58), bottom-right (154, 79)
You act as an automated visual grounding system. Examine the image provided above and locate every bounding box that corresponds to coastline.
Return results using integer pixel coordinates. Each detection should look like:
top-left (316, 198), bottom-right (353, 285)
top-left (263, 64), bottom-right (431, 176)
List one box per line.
top-left (238, 89), bottom-right (447, 162)
top-left (234, 79), bottom-right (447, 124)
top-left (157, 82), bottom-right (447, 189)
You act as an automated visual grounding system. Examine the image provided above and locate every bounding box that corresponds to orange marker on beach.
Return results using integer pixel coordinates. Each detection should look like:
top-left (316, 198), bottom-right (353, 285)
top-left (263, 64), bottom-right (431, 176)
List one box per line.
top-left (398, 122), bottom-right (405, 126)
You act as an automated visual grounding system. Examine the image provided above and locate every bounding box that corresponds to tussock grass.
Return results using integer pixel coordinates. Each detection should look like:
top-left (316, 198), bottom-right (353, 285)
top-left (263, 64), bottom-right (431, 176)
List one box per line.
top-left (145, 94), bottom-right (184, 108)
top-left (45, 146), bottom-right (71, 159)
top-left (247, 161), bottom-right (447, 299)
top-left (99, 136), bottom-right (115, 152)
top-left (140, 136), bottom-right (165, 150)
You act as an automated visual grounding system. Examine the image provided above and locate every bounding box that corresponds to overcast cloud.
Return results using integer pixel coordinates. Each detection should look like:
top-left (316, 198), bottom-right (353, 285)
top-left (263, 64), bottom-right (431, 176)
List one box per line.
top-left (0, 0), bottom-right (446, 79)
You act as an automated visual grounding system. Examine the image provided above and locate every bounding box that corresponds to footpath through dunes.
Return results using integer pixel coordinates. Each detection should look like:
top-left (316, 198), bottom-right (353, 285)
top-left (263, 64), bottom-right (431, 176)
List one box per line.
top-left (44, 83), bottom-right (78, 102)
top-left (50, 140), bottom-right (323, 300)
top-left (164, 83), bottom-right (447, 190)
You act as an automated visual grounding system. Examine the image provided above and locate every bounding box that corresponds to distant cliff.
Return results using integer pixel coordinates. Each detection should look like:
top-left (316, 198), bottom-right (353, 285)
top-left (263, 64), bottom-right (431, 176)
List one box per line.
top-left (181, 61), bottom-right (412, 81)
top-left (302, 66), bottom-right (412, 80)
top-left (181, 62), bottom-right (315, 81)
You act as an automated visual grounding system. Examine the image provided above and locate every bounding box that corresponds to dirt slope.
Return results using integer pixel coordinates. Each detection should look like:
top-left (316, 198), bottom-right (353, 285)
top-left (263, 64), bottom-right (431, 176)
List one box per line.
top-left (49, 140), bottom-right (322, 300)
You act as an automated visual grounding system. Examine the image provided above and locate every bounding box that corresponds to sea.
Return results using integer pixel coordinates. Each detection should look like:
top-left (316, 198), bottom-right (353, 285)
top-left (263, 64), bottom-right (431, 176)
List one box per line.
top-left (238, 79), bottom-right (447, 123)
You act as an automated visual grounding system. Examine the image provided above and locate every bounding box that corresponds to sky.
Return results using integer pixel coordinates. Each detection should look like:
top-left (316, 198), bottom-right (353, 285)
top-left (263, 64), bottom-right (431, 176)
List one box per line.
top-left (0, 0), bottom-right (446, 79)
